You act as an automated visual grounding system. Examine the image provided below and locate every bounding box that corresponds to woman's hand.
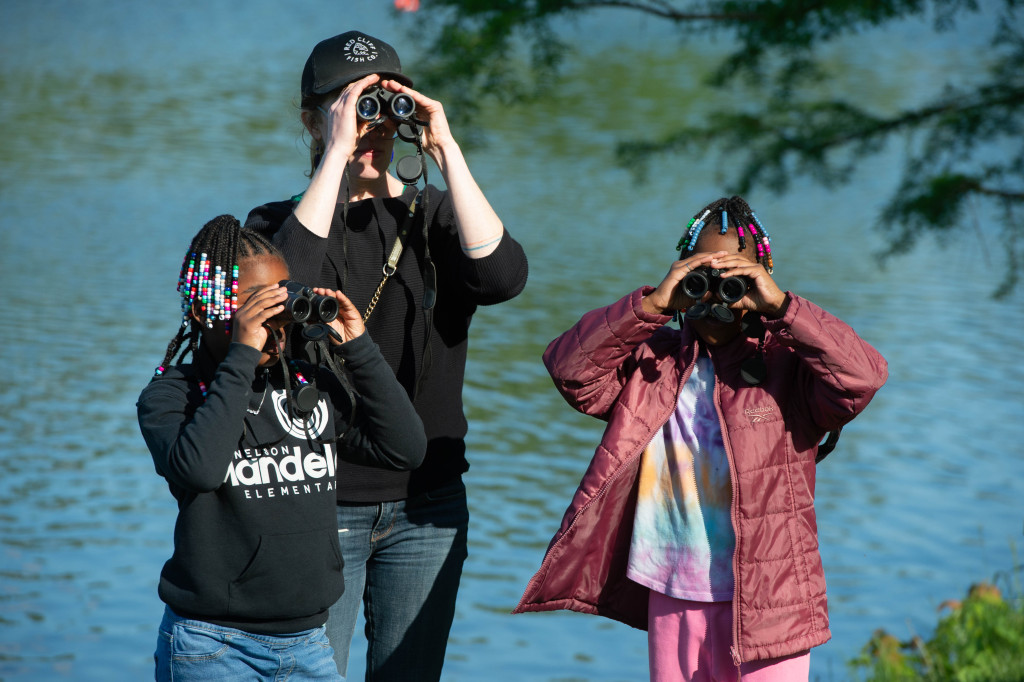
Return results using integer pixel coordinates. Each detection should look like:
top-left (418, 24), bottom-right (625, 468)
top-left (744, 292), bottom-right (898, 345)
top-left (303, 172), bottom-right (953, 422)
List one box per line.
top-left (231, 284), bottom-right (288, 351)
top-left (707, 254), bottom-right (788, 317)
top-left (379, 79), bottom-right (456, 161)
top-left (312, 288), bottom-right (365, 344)
top-left (319, 74), bottom-right (382, 160)
top-left (642, 251), bottom-right (728, 315)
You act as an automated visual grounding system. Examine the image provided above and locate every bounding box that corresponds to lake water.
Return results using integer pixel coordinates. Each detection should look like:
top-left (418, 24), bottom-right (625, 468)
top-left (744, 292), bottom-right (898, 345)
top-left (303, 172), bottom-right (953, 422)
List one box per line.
top-left (1, 2), bottom-right (1021, 681)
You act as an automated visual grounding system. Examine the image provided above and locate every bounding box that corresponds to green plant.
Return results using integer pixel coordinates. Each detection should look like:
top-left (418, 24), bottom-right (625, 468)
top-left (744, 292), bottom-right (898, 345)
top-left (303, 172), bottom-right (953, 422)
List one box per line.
top-left (850, 578), bottom-right (1024, 681)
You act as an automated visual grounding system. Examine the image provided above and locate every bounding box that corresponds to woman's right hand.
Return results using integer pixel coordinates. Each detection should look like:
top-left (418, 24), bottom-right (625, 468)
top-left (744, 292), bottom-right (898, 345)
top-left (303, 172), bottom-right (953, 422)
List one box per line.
top-left (318, 74), bottom-right (382, 159)
top-left (642, 251), bottom-right (729, 315)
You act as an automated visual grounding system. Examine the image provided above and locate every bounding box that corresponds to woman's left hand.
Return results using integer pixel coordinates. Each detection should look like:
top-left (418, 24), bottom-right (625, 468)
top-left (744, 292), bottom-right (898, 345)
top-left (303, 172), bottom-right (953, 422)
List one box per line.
top-left (707, 254), bottom-right (789, 318)
top-left (312, 288), bottom-right (365, 344)
top-left (379, 79), bottom-right (456, 160)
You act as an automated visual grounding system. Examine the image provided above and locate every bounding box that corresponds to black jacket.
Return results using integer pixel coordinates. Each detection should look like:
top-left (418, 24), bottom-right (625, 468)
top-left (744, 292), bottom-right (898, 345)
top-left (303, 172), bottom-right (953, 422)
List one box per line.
top-left (137, 333), bottom-right (425, 634)
top-left (245, 185), bottom-right (528, 501)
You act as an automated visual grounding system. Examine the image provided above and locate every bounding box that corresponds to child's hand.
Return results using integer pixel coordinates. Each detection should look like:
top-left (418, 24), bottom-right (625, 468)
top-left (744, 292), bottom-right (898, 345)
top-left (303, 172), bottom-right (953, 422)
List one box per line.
top-left (312, 288), bottom-right (365, 344)
top-left (642, 251), bottom-right (729, 315)
top-left (231, 283), bottom-right (288, 351)
top-left (708, 254), bottom-right (788, 317)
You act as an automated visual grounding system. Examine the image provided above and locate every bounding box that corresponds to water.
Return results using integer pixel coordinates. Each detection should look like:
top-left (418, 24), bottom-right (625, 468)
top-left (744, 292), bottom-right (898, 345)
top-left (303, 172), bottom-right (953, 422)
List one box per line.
top-left (1, 2), bottom-right (1021, 680)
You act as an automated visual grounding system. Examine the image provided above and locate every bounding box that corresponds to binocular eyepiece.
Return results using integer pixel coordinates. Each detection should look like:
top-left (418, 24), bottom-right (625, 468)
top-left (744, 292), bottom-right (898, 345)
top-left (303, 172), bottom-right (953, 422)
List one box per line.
top-left (356, 86), bottom-right (416, 123)
top-left (277, 280), bottom-right (338, 325)
top-left (681, 266), bottom-right (749, 304)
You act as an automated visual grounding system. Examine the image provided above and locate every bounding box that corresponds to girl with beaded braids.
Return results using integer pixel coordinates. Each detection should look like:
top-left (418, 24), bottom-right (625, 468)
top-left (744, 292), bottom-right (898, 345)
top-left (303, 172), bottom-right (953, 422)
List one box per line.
top-left (137, 214), bottom-right (425, 682)
top-left (515, 197), bottom-right (888, 681)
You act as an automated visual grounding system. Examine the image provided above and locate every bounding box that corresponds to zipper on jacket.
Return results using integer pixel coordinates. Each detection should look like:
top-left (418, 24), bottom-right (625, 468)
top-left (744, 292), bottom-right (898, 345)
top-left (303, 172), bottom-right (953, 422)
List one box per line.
top-left (710, 353), bottom-right (744, 668)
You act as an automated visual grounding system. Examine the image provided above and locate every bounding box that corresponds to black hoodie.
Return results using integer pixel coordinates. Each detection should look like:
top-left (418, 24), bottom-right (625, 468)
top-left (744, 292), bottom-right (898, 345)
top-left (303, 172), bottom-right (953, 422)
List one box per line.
top-left (137, 332), bottom-right (425, 634)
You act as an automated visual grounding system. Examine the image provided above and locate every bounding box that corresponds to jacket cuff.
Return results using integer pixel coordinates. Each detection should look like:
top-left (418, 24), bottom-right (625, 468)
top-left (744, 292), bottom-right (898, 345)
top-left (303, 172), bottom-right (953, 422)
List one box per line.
top-left (223, 342), bottom-right (263, 371)
top-left (762, 292), bottom-right (822, 345)
top-left (633, 286), bottom-right (674, 325)
top-left (328, 331), bottom-right (378, 367)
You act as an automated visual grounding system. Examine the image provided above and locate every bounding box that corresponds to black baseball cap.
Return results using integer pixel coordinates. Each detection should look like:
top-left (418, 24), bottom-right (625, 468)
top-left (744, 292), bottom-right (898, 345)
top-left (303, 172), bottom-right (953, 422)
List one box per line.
top-left (301, 31), bottom-right (413, 98)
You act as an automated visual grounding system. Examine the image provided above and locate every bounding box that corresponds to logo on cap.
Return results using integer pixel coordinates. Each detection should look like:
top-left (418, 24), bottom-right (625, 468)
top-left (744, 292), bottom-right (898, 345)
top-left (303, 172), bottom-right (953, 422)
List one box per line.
top-left (344, 36), bottom-right (379, 64)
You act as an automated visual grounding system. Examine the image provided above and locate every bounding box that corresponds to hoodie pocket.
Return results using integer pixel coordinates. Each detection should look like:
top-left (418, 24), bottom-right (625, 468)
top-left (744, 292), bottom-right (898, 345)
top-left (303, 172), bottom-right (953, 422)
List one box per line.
top-left (228, 529), bottom-right (344, 620)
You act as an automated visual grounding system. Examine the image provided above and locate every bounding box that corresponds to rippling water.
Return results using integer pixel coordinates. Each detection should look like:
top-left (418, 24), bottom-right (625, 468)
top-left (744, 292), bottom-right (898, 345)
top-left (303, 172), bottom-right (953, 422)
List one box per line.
top-left (1, 2), bottom-right (1021, 680)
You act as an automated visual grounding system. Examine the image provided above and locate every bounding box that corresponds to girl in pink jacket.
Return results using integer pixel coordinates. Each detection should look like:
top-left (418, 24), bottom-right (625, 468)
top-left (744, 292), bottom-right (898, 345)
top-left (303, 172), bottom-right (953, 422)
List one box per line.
top-left (515, 196), bottom-right (888, 682)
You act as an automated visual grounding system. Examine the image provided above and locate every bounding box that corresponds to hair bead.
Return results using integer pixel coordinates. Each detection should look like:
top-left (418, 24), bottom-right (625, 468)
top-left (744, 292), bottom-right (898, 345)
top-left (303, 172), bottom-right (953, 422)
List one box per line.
top-left (675, 198), bottom-right (776, 274)
top-left (750, 210), bottom-right (772, 244)
top-left (155, 214), bottom-right (283, 377)
top-left (682, 208), bottom-right (712, 252)
top-left (676, 217), bottom-right (696, 251)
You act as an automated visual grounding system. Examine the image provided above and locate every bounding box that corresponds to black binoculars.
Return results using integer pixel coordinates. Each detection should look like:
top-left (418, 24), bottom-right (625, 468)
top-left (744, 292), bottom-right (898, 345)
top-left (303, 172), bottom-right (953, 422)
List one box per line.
top-left (277, 280), bottom-right (338, 325)
top-left (681, 267), bottom-right (749, 304)
top-left (356, 86), bottom-right (416, 123)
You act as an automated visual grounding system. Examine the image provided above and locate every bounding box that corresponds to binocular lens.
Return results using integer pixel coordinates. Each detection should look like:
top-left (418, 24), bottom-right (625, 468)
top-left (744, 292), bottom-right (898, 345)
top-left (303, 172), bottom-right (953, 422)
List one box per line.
top-left (681, 270), bottom-right (711, 299)
top-left (356, 88), bottom-right (416, 122)
top-left (390, 94), bottom-right (415, 118)
top-left (314, 296), bottom-right (339, 323)
top-left (278, 280), bottom-right (338, 325)
top-left (356, 95), bottom-right (382, 121)
top-left (719, 277), bottom-right (747, 304)
top-left (680, 266), bottom-right (748, 304)
top-left (284, 294), bottom-right (312, 324)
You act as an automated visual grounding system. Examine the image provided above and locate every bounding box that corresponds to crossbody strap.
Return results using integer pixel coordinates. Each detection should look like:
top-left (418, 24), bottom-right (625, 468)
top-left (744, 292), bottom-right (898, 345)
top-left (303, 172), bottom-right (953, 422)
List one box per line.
top-left (359, 187), bottom-right (436, 400)
top-left (362, 190), bottom-right (421, 323)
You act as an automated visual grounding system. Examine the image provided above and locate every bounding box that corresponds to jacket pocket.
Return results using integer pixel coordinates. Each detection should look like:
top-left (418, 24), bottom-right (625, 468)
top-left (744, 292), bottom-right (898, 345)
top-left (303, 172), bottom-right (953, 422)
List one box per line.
top-left (228, 529), bottom-right (344, 620)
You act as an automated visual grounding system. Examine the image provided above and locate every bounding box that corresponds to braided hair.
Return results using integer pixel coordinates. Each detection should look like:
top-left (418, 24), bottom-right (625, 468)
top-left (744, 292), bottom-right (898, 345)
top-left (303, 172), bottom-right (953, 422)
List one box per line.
top-left (676, 196), bottom-right (774, 273)
top-left (154, 214), bottom-right (283, 377)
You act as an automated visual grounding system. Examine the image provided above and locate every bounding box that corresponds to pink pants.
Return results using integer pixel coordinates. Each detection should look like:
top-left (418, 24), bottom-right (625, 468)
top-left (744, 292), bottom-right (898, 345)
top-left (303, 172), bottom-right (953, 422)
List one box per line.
top-left (647, 591), bottom-right (810, 682)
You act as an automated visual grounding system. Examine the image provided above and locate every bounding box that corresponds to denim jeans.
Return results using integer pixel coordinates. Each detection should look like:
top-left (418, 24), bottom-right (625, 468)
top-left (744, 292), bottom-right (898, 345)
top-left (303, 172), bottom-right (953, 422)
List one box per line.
top-left (327, 478), bottom-right (469, 682)
top-left (155, 606), bottom-right (343, 681)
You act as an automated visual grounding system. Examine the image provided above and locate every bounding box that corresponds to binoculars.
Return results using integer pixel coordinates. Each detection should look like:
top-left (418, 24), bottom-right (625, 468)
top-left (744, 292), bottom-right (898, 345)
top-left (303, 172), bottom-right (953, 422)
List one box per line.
top-left (278, 280), bottom-right (338, 325)
top-left (356, 86), bottom-right (416, 123)
top-left (681, 267), bottom-right (749, 304)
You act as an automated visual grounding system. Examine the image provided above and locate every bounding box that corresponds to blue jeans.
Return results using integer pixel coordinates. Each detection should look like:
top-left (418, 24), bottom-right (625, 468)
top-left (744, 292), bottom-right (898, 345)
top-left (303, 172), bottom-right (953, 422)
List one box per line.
top-left (155, 607), bottom-right (343, 681)
top-left (327, 479), bottom-right (469, 682)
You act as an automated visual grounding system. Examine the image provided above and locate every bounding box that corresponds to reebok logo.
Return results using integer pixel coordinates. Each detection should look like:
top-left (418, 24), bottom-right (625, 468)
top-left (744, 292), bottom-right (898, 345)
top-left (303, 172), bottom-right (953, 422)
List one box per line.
top-left (744, 406), bottom-right (775, 424)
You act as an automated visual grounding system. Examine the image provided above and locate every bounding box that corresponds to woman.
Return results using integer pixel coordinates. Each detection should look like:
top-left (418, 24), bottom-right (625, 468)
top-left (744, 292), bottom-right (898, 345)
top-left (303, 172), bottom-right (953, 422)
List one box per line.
top-left (244, 30), bottom-right (528, 682)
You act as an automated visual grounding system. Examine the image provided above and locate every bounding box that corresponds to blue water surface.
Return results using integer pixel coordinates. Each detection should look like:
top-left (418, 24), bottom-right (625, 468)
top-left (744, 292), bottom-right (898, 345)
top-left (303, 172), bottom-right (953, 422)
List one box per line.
top-left (1, 2), bottom-right (1021, 681)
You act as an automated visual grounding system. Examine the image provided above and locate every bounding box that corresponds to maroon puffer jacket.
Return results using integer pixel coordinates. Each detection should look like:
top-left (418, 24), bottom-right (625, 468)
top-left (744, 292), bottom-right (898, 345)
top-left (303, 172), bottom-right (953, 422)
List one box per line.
top-left (513, 287), bottom-right (888, 664)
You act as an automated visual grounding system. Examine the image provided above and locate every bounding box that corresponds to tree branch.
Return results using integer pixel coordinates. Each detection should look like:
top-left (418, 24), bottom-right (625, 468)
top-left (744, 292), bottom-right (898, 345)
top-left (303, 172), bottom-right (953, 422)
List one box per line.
top-left (562, 0), bottom-right (755, 21)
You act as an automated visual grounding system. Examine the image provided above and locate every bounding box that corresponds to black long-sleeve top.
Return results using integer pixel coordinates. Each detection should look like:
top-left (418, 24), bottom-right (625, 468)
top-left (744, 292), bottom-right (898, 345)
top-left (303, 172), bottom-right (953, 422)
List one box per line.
top-left (245, 185), bottom-right (528, 501)
top-left (137, 333), bottom-right (426, 634)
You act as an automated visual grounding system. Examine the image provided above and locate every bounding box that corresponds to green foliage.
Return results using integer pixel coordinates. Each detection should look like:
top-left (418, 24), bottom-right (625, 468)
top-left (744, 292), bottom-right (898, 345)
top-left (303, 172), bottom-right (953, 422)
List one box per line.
top-left (850, 580), bottom-right (1024, 681)
top-left (397, 0), bottom-right (1024, 293)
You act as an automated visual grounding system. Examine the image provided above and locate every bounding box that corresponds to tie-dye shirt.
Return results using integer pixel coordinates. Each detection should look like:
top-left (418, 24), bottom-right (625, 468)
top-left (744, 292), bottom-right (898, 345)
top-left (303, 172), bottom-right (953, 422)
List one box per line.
top-left (626, 354), bottom-right (736, 601)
